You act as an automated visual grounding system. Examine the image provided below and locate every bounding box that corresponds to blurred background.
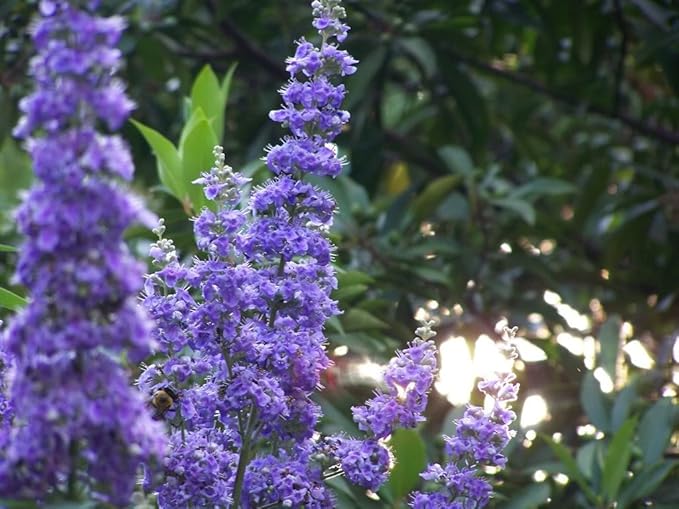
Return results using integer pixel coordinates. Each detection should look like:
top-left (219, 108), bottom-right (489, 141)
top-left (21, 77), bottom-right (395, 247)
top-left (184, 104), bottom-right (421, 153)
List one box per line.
top-left (2, 0), bottom-right (679, 507)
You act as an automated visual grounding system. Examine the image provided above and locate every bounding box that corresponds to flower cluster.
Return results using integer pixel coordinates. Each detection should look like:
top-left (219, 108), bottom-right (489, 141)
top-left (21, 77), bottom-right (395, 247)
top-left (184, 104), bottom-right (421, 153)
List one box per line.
top-left (140, 1), bottom-right (439, 506)
top-left (0, 1), bottom-right (164, 504)
top-left (410, 329), bottom-right (520, 509)
top-left (352, 323), bottom-right (438, 439)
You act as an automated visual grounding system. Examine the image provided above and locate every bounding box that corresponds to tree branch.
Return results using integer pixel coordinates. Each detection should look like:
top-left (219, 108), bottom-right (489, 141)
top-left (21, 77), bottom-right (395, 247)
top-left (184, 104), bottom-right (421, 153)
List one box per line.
top-left (441, 47), bottom-right (679, 146)
top-left (613, 0), bottom-right (629, 113)
top-left (216, 16), bottom-right (288, 80)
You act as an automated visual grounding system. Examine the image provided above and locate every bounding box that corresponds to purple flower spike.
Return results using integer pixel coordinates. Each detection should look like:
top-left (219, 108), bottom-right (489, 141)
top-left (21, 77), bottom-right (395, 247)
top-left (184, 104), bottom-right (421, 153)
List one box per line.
top-left (409, 327), bottom-right (520, 509)
top-left (352, 321), bottom-right (438, 439)
top-left (0, 1), bottom-right (165, 504)
top-left (140, 2), bottom-right (358, 506)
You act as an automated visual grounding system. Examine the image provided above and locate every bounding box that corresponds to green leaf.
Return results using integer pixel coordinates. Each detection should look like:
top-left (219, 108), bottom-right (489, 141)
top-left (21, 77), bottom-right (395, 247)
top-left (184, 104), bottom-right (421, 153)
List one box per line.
top-left (341, 308), bottom-right (389, 332)
top-left (411, 175), bottom-right (462, 221)
top-left (0, 243), bottom-right (16, 252)
top-left (345, 47), bottom-right (387, 110)
top-left (542, 434), bottom-right (599, 505)
top-left (617, 460), bottom-right (679, 509)
top-left (190, 65), bottom-right (223, 142)
top-left (43, 503), bottom-right (98, 509)
top-left (511, 177), bottom-right (577, 200)
top-left (325, 315), bottom-right (345, 336)
top-left (638, 398), bottom-right (676, 465)
top-left (333, 284), bottom-right (369, 302)
top-left (601, 416), bottom-right (637, 502)
top-left (0, 287), bottom-right (27, 311)
top-left (130, 120), bottom-right (184, 200)
top-left (492, 197), bottom-right (536, 225)
top-left (178, 107), bottom-right (209, 152)
top-left (440, 62), bottom-right (489, 150)
top-left (438, 145), bottom-right (474, 177)
top-left (411, 265), bottom-right (450, 286)
top-left (0, 499), bottom-right (39, 508)
top-left (336, 270), bottom-right (375, 287)
top-left (220, 63), bottom-right (238, 123)
top-left (580, 372), bottom-right (611, 431)
top-left (598, 316), bottom-right (621, 381)
top-left (179, 114), bottom-right (219, 212)
top-left (388, 428), bottom-right (427, 502)
top-left (576, 440), bottom-right (601, 480)
top-left (611, 382), bottom-right (638, 431)
top-left (498, 482), bottom-right (551, 509)
top-left (327, 332), bottom-right (389, 354)
top-left (398, 37), bottom-right (437, 78)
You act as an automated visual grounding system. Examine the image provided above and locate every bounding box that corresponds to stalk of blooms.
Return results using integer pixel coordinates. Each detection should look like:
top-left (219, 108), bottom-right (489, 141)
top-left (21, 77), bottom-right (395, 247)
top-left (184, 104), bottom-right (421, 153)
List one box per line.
top-left (0, 1), bottom-right (165, 504)
top-left (141, 1), bottom-right (440, 506)
top-left (409, 328), bottom-right (520, 509)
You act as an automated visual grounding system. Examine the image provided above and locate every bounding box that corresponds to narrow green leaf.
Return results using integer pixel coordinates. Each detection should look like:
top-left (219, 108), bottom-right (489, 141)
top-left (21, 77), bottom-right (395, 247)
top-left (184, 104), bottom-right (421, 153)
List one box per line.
top-left (617, 460), bottom-right (679, 509)
top-left (598, 316), bottom-right (621, 381)
top-left (576, 441), bottom-right (601, 480)
top-left (190, 65), bottom-right (223, 142)
top-left (333, 284), bottom-right (368, 302)
top-left (511, 177), bottom-right (577, 199)
top-left (44, 502), bottom-right (98, 509)
top-left (179, 116), bottom-right (219, 213)
top-left (441, 63), bottom-right (489, 149)
top-left (438, 145), bottom-right (474, 177)
top-left (325, 315), bottom-right (345, 336)
top-left (542, 435), bottom-right (599, 505)
top-left (580, 372), bottom-right (611, 431)
top-left (220, 62), bottom-right (238, 119)
top-left (388, 428), bottom-right (427, 502)
top-left (0, 243), bottom-right (16, 252)
top-left (0, 287), bottom-right (27, 311)
top-left (411, 175), bottom-right (461, 221)
top-left (178, 107), bottom-right (209, 152)
top-left (341, 308), bottom-right (388, 332)
top-left (336, 270), bottom-right (375, 287)
top-left (130, 120), bottom-right (184, 200)
top-left (0, 499), bottom-right (39, 508)
top-left (345, 47), bottom-right (387, 109)
top-left (611, 382), bottom-right (638, 431)
top-left (601, 416), bottom-right (637, 502)
top-left (398, 37), bottom-right (437, 78)
top-left (411, 265), bottom-right (450, 286)
top-left (638, 398), bottom-right (676, 465)
top-left (498, 482), bottom-right (551, 509)
top-left (492, 197), bottom-right (536, 225)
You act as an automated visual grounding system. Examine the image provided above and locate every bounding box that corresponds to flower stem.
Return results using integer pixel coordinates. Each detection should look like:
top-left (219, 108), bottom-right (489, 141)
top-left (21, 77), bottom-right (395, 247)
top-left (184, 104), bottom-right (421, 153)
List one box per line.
top-left (230, 407), bottom-right (258, 509)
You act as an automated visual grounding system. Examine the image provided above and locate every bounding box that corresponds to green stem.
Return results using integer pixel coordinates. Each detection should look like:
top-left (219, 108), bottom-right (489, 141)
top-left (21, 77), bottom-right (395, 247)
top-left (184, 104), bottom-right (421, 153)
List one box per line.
top-left (66, 440), bottom-right (79, 500)
top-left (230, 407), bottom-right (258, 509)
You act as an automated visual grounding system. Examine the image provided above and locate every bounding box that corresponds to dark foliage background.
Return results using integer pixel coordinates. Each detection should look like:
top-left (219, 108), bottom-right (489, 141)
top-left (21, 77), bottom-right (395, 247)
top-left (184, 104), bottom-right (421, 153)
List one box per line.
top-left (1, 1), bottom-right (679, 507)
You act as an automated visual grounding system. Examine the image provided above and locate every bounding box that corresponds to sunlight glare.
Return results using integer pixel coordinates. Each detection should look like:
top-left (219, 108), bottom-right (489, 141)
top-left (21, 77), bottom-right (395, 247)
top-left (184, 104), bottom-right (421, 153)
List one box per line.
top-left (557, 332), bottom-right (584, 356)
top-left (473, 334), bottom-right (512, 377)
top-left (513, 337), bottom-right (548, 362)
top-left (543, 290), bottom-right (591, 331)
top-left (436, 336), bottom-right (475, 405)
top-left (623, 340), bottom-right (654, 369)
top-left (520, 394), bottom-right (549, 428)
top-left (593, 367), bottom-right (614, 393)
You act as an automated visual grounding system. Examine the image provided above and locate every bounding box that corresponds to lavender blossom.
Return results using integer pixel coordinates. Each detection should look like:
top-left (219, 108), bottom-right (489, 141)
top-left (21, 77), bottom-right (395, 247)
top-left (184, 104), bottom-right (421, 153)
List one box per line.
top-left (352, 322), bottom-right (438, 439)
top-left (0, 1), bottom-right (164, 504)
top-left (409, 328), bottom-right (520, 509)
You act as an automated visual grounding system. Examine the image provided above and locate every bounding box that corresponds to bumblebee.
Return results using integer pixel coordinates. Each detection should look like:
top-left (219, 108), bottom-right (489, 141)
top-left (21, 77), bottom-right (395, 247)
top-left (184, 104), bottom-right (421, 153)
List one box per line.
top-left (150, 387), bottom-right (178, 419)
